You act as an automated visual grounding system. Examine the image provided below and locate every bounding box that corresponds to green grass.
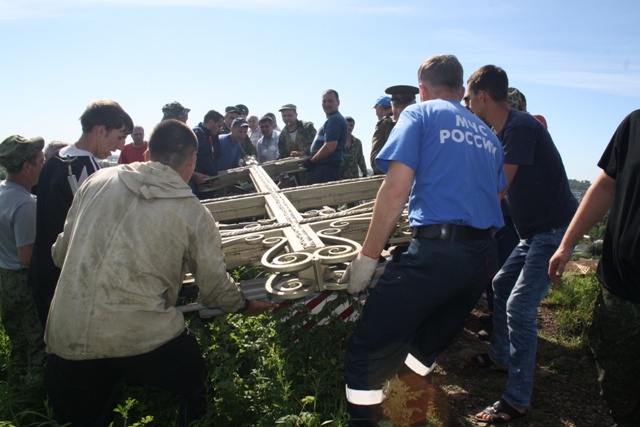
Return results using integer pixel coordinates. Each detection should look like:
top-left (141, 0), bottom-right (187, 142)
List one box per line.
top-left (0, 293), bottom-right (360, 426)
top-left (0, 273), bottom-right (603, 426)
top-left (543, 274), bottom-right (600, 345)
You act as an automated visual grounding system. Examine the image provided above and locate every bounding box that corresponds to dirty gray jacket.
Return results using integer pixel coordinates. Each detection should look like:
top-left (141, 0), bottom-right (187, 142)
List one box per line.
top-left (45, 162), bottom-right (246, 360)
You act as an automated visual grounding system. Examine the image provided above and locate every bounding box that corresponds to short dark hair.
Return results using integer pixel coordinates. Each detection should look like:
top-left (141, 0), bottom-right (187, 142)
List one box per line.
top-left (467, 65), bottom-right (509, 102)
top-left (417, 55), bottom-right (463, 92)
top-left (148, 119), bottom-right (197, 169)
top-left (259, 116), bottom-right (273, 125)
top-left (80, 100), bottom-right (134, 134)
top-left (204, 110), bottom-right (223, 123)
top-left (264, 112), bottom-right (276, 122)
top-left (323, 89), bottom-right (339, 101)
top-left (345, 116), bottom-right (355, 124)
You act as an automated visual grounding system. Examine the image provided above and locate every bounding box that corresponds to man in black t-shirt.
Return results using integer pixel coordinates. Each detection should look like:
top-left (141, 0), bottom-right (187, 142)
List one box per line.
top-left (29, 100), bottom-right (133, 327)
top-left (550, 110), bottom-right (640, 426)
top-left (466, 65), bottom-right (578, 424)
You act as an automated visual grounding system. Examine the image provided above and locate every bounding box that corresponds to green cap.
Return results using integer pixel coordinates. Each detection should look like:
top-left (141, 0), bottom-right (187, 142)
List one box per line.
top-left (278, 103), bottom-right (297, 112)
top-left (507, 87), bottom-right (525, 111)
top-left (162, 101), bottom-right (190, 121)
top-left (0, 135), bottom-right (45, 171)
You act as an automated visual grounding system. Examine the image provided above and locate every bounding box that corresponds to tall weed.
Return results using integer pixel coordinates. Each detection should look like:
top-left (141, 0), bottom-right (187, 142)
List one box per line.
top-left (544, 274), bottom-right (600, 343)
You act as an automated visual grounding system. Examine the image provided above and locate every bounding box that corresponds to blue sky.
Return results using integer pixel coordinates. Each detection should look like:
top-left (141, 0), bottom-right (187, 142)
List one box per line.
top-left (1, 0), bottom-right (638, 181)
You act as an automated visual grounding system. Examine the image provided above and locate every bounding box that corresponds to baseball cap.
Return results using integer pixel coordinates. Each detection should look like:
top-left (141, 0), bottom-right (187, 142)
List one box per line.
top-left (278, 103), bottom-right (297, 112)
top-left (231, 118), bottom-right (250, 128)
top-left (0, 135), bottom-right (45, 171)
top-left (235, 104), bottom-right (249, 116)
top-left (373, 96), bottom-right (391, 108)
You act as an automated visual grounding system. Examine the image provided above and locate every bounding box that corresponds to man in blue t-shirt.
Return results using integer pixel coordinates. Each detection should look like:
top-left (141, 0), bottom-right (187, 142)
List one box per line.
top-left (216, 118), bottom-right (253, 172)
top-left (308, 89), bottom-right (347, 184)
top-left (467, 65), bottom-right (578, 424)
top-left (340, 55), bottom-right (507, 427)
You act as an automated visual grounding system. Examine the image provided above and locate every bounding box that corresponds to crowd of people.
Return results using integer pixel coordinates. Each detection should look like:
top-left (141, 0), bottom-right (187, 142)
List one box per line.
top-left (0, 53), bottom-right (638, 427)
top-left (122, 95), bottom-right (370, 195)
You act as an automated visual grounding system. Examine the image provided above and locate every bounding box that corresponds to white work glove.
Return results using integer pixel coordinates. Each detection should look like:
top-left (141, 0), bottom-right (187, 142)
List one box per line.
top-left (339, 252), bottom-right (379, 294)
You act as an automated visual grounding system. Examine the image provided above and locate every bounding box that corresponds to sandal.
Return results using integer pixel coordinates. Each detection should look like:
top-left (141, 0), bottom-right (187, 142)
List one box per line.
top-left (477, 329), bottom-right (492, 341)
top-left (466, 353), bottom-right (507, 372)
top-left (475, 399), bottom-right (527, 424)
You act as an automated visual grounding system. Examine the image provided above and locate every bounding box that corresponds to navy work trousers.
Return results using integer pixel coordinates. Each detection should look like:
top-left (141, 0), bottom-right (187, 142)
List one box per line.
top-left (345, 236), bottom-right (498, 426)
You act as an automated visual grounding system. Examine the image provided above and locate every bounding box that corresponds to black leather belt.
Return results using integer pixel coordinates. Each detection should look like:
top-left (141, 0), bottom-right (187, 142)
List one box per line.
top-left (412, 224), bottom-right (493, 241)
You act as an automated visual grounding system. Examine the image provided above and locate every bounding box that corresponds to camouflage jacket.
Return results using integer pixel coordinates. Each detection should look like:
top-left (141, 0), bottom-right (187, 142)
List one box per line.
top-left (370, 114), bottom-right (395, 175)
top-left (278, 120), bottom-right (317, 158)
top-left (241, 136), bottom-right (257, 158)
top-left (341, 136), bottom-right (367, 179)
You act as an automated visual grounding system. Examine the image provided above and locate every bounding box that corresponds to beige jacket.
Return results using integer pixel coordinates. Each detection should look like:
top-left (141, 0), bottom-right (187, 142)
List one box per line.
top-left (45, 162), bottom-right (246, 360)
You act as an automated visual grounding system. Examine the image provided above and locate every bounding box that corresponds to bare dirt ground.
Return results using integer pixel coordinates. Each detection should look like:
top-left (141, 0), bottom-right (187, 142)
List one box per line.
top-left (431, 289), bottom-right (615, 427)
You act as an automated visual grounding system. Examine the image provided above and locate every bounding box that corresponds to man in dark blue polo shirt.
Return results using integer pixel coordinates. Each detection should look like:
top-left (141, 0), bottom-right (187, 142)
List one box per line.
top-left (467, 65), bottom-right (578, 424)
top-left (308, 89), bottom-right (348, 184)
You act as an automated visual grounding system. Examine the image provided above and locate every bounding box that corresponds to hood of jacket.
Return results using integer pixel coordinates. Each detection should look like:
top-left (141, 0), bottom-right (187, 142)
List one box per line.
top-left (117, 161), bottom-right (195, 200)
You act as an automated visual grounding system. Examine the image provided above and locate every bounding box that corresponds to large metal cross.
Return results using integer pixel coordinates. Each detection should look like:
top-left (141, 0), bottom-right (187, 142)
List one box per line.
top-left (197, 159), bottom-right (412, 300)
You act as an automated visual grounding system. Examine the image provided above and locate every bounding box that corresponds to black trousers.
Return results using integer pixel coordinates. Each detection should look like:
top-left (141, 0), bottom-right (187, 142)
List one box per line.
top-left (345, 237), bottom-right (498, 426)
top-left (44, 329), bottom-right (207, 427)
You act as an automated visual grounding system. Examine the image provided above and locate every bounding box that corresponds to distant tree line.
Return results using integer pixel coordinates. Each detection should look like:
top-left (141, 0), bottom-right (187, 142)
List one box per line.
top-left (568, 179), bottom-right (591, 191)
top-left (588, 213), bottom-right (608, 241)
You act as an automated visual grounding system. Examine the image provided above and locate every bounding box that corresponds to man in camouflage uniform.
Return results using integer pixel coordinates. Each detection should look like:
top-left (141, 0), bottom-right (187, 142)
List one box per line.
top-left (221, 106), bottom-right (241, 135)
top-left (370, 86), bottom-right (419, 175)
top-left (235, 104), bottom-right (249, 119)
top-left (0, 135), bottom-right (46, 370)
top-left (161, 102), bottom-right (208, 187)
top-left (549, 110), bottom-right (640, 426)
top-left (278, 104), bottom-right (316, 157)
top-left (370, 96), bottom-right (393, 175)
top-left (341, 116), bottom-right (367, 179)
top-left (278, 104), bottom-right (316, 185)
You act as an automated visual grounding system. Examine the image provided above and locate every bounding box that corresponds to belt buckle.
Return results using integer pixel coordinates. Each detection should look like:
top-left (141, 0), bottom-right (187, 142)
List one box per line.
top-left (439, 224), bottom-right (451, 240)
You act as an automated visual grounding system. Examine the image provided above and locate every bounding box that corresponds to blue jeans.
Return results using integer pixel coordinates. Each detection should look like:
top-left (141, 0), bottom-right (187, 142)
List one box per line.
top-left (488, 226), bottom-right (567, 409)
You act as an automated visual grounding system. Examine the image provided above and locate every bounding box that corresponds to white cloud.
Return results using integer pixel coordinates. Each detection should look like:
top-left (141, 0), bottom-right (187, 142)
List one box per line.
top-left (0, 0), bottom-right (416, 20)
top-left (439, 29), bottom-right (640, 99)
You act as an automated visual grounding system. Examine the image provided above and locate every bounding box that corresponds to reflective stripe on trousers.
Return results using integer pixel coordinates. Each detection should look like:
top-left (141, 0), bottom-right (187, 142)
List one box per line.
top-left (346, 352), bottom-right (436, 405)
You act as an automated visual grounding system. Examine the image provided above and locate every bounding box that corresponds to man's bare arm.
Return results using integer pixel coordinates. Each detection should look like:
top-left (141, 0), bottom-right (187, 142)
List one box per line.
top-left (360, 161), bottom-right (414, 258)
top-left (17, 244), bottom-right (33, 267)
top-left (548, 170), bottom-right (616, 284)
top-left (310, 140), bottom-right (337, 163)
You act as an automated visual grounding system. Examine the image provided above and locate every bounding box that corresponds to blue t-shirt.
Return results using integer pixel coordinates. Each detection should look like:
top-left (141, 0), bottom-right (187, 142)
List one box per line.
top-left (309, 111), bottom-right (348, 165)
top-left (217, 134), bottom-right (242, 172)
top-left (376, 99), bottom-right (507, 230)
top-left (497, 109), bottom-right (578, 238)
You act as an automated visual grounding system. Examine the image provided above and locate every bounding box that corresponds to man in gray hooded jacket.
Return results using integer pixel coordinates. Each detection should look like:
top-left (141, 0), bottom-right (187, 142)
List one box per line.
top-left (44, 119), bottom-right (274, 427)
